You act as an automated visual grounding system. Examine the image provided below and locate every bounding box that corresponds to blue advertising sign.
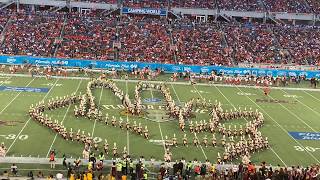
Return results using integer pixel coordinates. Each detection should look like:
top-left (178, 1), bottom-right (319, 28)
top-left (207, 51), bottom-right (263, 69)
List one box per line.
top-left (122, 7), bottom-right (167, 16)
top-left (0, 55), bottom-right (320, 79)
top-left (0, 86), bottom-right (49, 93)
top-left (289, 132), bottom-right (320, 140)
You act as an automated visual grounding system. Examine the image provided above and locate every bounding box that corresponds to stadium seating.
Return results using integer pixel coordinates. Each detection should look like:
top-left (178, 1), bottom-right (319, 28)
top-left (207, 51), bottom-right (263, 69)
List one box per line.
top-left (119, 17), bottom-right (173, 63)
top-left (224, 23), bottom-right (277, 64)
top-left (123, 0), bottom-right (168, 8)
top-left (170, 0), bottom-right (215, 9)
top-left (217, 0), bottom-right (264, 12)
top-left (0, 12), bottom-right (63, 57)
top-left (71, 0), bottom-right (117, 3)
top-left (56, 16), bottom-right (117, 60)
top-left (262, 0), bottom-right (312, 13)
top-left (273, 25), bottom-right (320, 65)
top-left (172, 21), bottom-right (232, 65)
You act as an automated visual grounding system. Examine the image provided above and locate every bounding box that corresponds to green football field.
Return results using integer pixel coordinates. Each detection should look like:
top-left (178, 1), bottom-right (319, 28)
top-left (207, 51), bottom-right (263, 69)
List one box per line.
top-left (0, 74), bottom-right (320, 167)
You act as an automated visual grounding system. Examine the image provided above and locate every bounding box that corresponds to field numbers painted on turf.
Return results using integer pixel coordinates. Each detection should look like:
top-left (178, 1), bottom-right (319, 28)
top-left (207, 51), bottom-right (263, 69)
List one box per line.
top-left (0, 134), bottom-right (29, 141)
top-left (294, 146), bottom-right (319, 152)
top-left (237, 92), bottom-right (256, 96)
top-left (42, 83), bottom-right (63, 87)
top-left (190, 90), bottom-right (209, 94)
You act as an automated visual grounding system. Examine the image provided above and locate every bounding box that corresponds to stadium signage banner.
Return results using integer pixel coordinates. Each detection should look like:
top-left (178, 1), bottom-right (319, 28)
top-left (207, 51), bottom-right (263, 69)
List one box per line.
top-left (289, 132), bottom-right (320, 140)
top-left (0, 55), bottom-right (320, 79)
top-left (122, 7), bottom-right (167, 16)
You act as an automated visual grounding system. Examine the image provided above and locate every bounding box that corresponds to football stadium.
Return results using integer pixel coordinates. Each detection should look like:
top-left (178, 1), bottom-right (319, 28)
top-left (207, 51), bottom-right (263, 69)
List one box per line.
top-left (0, 0), bottom-right (320, 179)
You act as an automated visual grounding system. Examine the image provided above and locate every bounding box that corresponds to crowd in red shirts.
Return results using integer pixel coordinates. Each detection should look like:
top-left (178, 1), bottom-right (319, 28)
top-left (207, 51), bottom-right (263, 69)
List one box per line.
top-left (0, 10), bottom-right (319, 66)
top-left (119, 16), bottom-right (173, 63)
top-left (56, 15), bottom-right (117, 60)
top-left (0, 11), bottom-right (63, 57)
top-left (172, 21), bottom-right (232, 66)
top-left (273, 25), bottom-right (320, 65)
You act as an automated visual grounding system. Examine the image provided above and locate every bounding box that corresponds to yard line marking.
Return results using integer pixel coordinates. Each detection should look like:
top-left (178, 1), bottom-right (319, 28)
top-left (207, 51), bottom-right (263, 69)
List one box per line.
top-left (208, 84), bottom-right (287, 166)
top-left (150, 88), bottom-right (166, 153)
top-left (125, 80), bottom-right (130, 155)
top-left (91, 85), bottom-right (104, 138)
top-left (303, 90), bottom-right (320, 102)
top-left (7, 79), bottom-right (60, 153)
top-left (171, 84), bottom-right (208, 159)
top-left (46, 79), bottom-right (83, 158)
top-left (267, 89), bottom-right (318, 132)
top-left (234, 86), bottom-right (320, 163)
top-left (280, 89), bottom-right (320, 119)
top-left (0, 77), bottom-right (35, 115)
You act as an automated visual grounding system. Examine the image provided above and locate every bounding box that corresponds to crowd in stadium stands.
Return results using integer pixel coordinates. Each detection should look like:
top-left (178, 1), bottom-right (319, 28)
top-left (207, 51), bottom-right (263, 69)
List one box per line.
top-left (262, 0), bottom-right (312, 13)
top-left (172, 21), bottom-right (232, 65)
top-left (224, 23), bottom-right (279, 64)
top-left (273, 25), bottom-right (320, 65)
top-left (123, 0), bottom-right (168, 8)
top-left (1, 159), bottom-right (320, 179)
top-left (307, 0), bottom-right (320, 14)
top-left (71, 0), bottom-right (117, 4)
top-left (119, 16), bottom-right (173, 63)
top-left (217, 0), bottom-right (264, 12)
top-left (0, 10), bottom-right (319, 65)
top-left (64, 0), bottom-right (320, 13)
top-left (56, 16), bottom-right (117, 60)
top-left (0, 12), bottom-right (63, 57)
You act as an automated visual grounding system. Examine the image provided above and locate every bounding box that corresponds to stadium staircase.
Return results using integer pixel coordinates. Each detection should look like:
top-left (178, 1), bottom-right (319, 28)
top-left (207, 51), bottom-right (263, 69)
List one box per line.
top-left (220, 25), bottom-right (236, 66)
top-left (0, 14), bottom-right (12, 46)
top-left (0, 0), bottom-right (15, 10)
top-left (53, 15), bottom-right (67, 57)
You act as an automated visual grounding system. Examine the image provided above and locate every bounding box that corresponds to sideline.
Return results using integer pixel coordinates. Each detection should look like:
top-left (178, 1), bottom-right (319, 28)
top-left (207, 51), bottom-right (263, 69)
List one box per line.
top-left (1, 73), bottom-right (320, 92)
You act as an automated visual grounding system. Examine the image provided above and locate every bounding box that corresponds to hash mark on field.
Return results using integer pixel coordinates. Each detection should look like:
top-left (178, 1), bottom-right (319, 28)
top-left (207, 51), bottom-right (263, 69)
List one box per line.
top-left (7, 79), bottom-right (60, 153)
top-left (46, 79), bottom-right (83, 158)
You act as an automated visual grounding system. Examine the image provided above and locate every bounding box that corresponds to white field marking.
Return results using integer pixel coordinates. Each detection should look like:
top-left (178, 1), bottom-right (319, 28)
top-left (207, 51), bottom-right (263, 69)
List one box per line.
top-left (91, 86), bottom-right (104, 138)
top-left (209, 83), bottom-right (287, 166)
top-left (303, 90), bottom-right (320, 103)
top-left (3, 73), bottom-right (320, 92)
top-left (46, 79), bottom-right (83, 158)
top-left (234, 86), bottom-right (320, 163)
top-left (7, 79), bottom-right (60, 153)
top-left (172, 84), bottom-right (208, 159)
top-left (280, 89), bottom-right (320, 118)
top-left (0, 77), bottom-right (35, 115)
top-left (150, 88), bottom-right (166, 153)
top-left (125, 80), bottom-right (130, 155)
top-left (265, 89), bottom-right (319, 132)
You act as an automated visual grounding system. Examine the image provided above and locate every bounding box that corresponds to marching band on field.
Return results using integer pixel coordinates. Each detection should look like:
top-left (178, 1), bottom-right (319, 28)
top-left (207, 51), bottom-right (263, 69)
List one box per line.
top-left (28, 78), bottom-right (268, 164)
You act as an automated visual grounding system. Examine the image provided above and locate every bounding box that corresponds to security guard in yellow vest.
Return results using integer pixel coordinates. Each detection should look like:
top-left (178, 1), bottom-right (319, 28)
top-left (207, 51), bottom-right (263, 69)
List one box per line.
top-left (186, 161), bottom-right (193, 177)
top-left (116, 161), bottom-right (123, 178)
top-left (129, 160), bottom-right (134, 175)
top-left (98, 152), bottom-right (104, 162)
top-left (122, 159), bottom-right (127, 175)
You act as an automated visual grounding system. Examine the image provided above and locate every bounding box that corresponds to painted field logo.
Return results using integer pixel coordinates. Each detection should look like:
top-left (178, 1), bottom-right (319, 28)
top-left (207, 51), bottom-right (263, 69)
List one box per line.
top-left (256, 98), bottom-right (297, 104)
top-left (144, 98), bottom-right (161, 103)
top-left (0, 120), bottom-right (24, 127)
top-left (289, 132), bottom-right (320, 140)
